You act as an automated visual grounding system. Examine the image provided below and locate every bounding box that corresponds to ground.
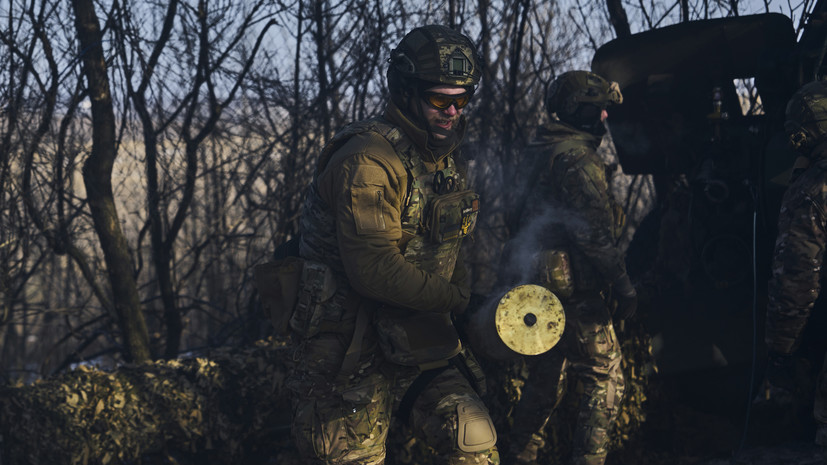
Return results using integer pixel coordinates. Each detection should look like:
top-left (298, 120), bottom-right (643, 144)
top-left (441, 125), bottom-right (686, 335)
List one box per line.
top-left (607, 363), bottom-right (826, 465)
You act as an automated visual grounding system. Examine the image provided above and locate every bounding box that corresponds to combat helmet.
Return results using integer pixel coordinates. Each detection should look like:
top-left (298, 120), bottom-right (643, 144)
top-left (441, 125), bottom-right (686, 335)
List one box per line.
top-left (784, 80), bottom-right (827, 154)
top-left (387, 25), bottom-right (482, 109)
top-left (546, 70), bottom-right (622, 133)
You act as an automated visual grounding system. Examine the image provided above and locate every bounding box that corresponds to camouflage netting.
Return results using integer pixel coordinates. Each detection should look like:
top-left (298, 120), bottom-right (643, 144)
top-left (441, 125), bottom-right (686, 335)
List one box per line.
top-left (0, 337), bottom-right (296, 465)
top-left (0, 329), bottom-right (655, 465)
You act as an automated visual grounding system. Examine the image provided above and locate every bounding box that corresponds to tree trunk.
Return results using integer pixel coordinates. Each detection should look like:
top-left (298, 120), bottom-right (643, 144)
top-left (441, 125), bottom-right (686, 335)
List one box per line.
top-left (606, 0), bottom-right (632, 38)
top-left (312, 0), bottom-right (333, 142)
top-left (71, 0), bottom-right (151, 363)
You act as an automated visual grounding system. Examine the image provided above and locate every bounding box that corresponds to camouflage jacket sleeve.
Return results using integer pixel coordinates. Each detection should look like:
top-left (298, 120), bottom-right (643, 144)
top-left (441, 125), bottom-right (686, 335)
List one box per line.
top-left (553, 147), bottom-right (627, 284)
top-left (765, 171), bottom-right (827, 354)
top-left (317, 132), bottom-right (468, 313)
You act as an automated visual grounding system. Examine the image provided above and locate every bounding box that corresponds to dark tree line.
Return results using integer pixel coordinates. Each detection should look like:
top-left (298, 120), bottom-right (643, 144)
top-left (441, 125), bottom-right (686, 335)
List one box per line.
top-left (0, 0), bottom-right (807, 380)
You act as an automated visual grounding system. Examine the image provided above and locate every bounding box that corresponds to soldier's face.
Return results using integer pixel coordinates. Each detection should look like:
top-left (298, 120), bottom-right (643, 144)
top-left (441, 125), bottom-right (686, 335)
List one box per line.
top-left (419, 85), bottom-right (467, 140)
top-left (601, 108), bottom-right (608, 122)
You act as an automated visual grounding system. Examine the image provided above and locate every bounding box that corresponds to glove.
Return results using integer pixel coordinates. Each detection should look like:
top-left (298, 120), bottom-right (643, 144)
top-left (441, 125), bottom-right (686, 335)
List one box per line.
top-left (612, 274), bottom-right (638, 321)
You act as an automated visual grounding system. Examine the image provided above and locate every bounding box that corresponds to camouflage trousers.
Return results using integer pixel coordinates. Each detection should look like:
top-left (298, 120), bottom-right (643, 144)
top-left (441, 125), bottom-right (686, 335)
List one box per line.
top-left (814, 352), bottom-right (827, 446)
top-left (507, 291), bottom-right (625, 465)
top-left (288, 332), bottom-right (500, 465)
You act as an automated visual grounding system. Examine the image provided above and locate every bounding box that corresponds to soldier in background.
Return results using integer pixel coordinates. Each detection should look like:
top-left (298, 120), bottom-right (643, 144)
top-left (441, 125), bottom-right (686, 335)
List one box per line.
top-left (285, 25), bottom-right (499, 464)
top-left (763, 79), bottom-right (827, 448)
top-left (502, 71), bottom-right (635, 465)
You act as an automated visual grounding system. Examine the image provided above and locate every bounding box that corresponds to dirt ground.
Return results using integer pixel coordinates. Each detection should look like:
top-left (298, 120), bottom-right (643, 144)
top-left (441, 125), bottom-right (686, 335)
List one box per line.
top-left (606, 363), bottom-right (826, 465)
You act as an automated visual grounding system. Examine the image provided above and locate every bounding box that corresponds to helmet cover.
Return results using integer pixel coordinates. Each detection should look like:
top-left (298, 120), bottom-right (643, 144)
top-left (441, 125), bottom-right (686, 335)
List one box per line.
top-left (388, 25), bottom-right (481, 95)
top-left (785, 80), bottom-right (827, 153)
top-left (546, 71), bottom-right (622, 127)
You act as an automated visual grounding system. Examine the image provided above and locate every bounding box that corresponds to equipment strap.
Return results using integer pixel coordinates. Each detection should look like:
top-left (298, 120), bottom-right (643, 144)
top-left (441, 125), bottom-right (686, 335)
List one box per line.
top-left (395, 352), bottom-right (485, 424)
top-left (336, 293), bottom-right (373, 382)
top-left (396, 363), bottom-right (452, 424)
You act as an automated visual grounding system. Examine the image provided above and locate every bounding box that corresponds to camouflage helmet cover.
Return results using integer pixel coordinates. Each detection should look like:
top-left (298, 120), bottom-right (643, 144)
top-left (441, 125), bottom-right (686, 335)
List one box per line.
top-left (388, 25), bottom-right (482, 91)
top-left (545, 70), bottom-right (623, 119)
top-left (784, 80), bottom-right (827, 153)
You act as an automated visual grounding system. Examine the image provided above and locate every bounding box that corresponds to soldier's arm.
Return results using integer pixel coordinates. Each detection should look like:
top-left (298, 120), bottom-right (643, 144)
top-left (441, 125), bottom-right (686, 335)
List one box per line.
top-left (556, 151), bottom-right (628, 284)
top-left (766, 192), bottom-right (827, 354)
top-left (318, 134), bottom-right (468, 313)
top-left (450, 250), bottom-right (470, 294)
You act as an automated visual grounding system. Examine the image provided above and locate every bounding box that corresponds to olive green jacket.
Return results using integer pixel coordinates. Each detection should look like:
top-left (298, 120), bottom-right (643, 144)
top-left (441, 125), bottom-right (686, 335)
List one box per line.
top-left (305, 102), bottom-right (469, 314)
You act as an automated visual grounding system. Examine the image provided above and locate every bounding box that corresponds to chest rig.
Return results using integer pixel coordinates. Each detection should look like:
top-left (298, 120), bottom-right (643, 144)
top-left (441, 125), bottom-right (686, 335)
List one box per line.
top-left (320, 116), bottom-right (480, 276)
top-left (343, 118), bottom-right (481, 366)
top-left (397, 137), bottom-right (479, 278)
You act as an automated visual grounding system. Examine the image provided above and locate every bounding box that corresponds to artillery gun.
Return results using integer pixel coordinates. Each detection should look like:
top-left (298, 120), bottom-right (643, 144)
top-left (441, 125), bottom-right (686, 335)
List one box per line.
top-left (591, 3), bottom-right (827, 423)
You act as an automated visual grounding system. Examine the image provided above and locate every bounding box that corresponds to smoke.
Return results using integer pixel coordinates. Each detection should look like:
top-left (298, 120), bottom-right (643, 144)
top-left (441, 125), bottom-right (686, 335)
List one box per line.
top-left (499, 202), bottom-right (588, 288)
top-left (464, 203), bottom-right (585, 360)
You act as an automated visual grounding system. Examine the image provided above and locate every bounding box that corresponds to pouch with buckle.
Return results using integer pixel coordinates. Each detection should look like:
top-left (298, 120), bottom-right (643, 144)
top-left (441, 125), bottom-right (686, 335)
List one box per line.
top-left (537, 249), bottom-right (574, 299)
top-left (289, 261), bottom-right (338, 338)
top-left (253, 256), bottom-right (305, 334)
top-left (427, 190), bottom-right (480, 243)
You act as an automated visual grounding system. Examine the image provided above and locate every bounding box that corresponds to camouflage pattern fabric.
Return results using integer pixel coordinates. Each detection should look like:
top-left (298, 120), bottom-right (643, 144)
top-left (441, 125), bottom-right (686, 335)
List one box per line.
top-left (765, 154), bottom-right (827, 355)
top-left (507, 292), bottom-right (624, 465)
top-left (389, 26), bottom-right (481, 88)
top-left (288, 99), bottom-right (498, 464)
top-left (784, 80), bottom-right (827, 153)
top-left (290, 336), bottom-right (499, 464)
top-left (519, 121), bottom-right (629, 291)
top-left (766, 148), bottom-right (827, 428)
top-left (546, 71), bottom-right (622, 123)
top-left (505, 119), bottom-right (628, 465)
top-left (816, 353), bottom-right (827, 431)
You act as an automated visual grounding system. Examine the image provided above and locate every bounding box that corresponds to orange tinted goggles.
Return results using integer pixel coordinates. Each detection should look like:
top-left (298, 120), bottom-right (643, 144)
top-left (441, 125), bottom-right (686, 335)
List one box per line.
top-left (423, 91), bottom-right (473, 110)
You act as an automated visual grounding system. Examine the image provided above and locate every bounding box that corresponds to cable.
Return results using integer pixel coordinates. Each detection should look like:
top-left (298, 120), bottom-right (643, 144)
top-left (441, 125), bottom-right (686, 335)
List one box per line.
top-left (734, 188), bottom-right (760, 462)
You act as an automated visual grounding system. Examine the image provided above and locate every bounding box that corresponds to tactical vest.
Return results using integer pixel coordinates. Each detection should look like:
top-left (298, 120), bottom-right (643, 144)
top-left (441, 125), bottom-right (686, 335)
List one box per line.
top-left (295, 117), bottom-right (480, 366)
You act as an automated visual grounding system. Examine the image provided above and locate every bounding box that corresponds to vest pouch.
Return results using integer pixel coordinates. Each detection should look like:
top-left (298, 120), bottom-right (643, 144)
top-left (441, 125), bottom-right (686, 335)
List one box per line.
top-left (253, 256), bottom-right (305, 335)
top-left (428, 190), bottom-right (480, 243)
top-left (537, 249), bottom-right (574, 299)
top-left (288, 261), bottom-right (338, 338)
top-left (374, 308), bottom-right (462, 366)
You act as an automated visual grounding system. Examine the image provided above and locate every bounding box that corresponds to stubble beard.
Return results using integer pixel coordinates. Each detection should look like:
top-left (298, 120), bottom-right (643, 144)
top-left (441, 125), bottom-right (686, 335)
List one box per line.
top-left (430, 115), bottom-right (460, 139)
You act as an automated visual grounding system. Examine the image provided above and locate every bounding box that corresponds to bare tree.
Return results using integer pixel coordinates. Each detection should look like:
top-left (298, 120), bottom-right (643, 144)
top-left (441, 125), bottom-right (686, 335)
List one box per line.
top-left (71, 0), bottom-right (151, 363)
top-left (0, 0), bottom-right (811, 382)
top-left (109, 0), bottom-right (277, 357)
top-left (606, 0), bottom-right (632, 37)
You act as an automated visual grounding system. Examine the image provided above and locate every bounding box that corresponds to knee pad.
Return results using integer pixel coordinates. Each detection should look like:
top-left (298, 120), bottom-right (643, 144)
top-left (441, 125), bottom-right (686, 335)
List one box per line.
top-left (456, 400), bottom-right (497, 453)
